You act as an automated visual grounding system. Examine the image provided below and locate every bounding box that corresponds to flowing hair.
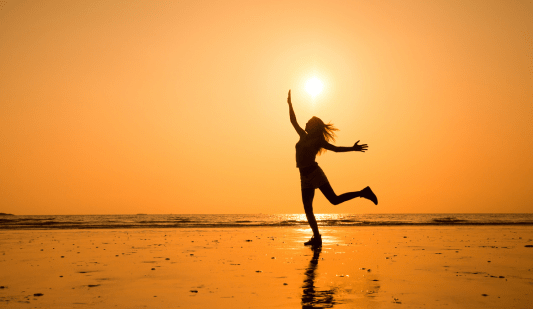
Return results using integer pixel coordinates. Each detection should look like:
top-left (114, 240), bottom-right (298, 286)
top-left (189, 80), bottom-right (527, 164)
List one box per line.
top-left (308, 116), bottom-right (339, 155)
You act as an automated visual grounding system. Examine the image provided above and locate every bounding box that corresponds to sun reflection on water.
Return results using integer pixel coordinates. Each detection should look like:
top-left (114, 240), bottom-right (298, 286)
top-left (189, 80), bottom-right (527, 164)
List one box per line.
top-left (276, 213), bottom-right (344, 223)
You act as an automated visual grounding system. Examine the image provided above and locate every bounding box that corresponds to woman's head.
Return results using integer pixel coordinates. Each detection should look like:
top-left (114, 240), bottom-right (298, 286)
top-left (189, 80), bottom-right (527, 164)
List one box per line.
top-left (305, 116), bottom-right (338, 154)
top-left (304, 117), bottom-right (322, 134)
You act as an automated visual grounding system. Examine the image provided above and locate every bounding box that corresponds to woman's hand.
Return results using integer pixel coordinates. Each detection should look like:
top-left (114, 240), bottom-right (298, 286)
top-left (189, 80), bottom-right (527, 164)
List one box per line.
top-left (287, 89), bottom-right (292, 104)
top-left (353, 140), bottom-right (368, 152)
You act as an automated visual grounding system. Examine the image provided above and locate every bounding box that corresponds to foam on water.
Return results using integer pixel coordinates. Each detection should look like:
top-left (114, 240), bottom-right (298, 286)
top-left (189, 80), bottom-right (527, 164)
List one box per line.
top-left (0, 213), bottom-right (532, 230)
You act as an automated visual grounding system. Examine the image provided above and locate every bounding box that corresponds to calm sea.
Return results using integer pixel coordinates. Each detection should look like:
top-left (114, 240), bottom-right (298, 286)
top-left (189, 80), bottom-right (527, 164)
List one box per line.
top-left (0, 213), bottom-right (532, 230)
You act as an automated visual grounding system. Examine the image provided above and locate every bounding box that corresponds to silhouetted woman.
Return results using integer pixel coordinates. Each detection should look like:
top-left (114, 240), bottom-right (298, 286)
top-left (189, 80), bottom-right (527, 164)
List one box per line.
top-left (287, 90), bottom-right (377, 247)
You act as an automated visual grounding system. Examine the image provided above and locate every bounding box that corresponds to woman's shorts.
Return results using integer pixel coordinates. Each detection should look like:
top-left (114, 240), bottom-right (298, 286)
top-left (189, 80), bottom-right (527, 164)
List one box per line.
top-left (300, 166), bottom-right (329, 189)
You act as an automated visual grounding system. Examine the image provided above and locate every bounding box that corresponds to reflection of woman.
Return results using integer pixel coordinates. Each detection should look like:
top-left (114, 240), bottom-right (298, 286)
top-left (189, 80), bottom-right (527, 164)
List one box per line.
top-left (287, 90), bottom-right (378, 247)
top-left (301, 247), bottom-right (336, 308)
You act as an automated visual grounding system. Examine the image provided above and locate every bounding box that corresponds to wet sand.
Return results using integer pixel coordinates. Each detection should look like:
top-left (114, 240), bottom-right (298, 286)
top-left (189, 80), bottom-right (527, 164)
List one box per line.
top-left (0, 226), bottom-right (532, 308)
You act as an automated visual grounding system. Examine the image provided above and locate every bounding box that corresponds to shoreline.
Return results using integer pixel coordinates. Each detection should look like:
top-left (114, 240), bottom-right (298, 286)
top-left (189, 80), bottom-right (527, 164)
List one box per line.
top-left (2, 223), bottom-right (533, 231)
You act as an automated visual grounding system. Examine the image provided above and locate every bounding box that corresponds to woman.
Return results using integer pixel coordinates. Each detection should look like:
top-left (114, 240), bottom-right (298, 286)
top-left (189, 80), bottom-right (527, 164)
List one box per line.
top-left (287, 90), bottom-right (378, 247)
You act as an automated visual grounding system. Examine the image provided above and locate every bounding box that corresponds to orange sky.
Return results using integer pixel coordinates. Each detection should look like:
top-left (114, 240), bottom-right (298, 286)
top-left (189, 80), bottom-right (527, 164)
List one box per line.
top-left (1, 1), bottom-right (532, 215)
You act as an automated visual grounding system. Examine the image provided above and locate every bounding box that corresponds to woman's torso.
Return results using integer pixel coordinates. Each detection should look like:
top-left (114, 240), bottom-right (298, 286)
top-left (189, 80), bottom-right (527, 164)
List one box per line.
top-left (295, 135), bottom-right (322, 168)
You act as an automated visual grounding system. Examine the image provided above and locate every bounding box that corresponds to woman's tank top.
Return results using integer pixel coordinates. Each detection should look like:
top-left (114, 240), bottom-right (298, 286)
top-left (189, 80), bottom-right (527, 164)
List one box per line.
top-left (295, 136), bottom-right (322, 168)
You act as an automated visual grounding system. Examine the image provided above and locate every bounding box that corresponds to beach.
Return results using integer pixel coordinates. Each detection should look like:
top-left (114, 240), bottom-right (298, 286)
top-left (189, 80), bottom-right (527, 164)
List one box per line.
top-left (1, 226), bottom-right (532, 308)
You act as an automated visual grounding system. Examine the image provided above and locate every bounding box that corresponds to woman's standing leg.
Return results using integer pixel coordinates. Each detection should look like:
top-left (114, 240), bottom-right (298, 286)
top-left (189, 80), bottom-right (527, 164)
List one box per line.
top-left (301, 187), bottom-right (320, 237)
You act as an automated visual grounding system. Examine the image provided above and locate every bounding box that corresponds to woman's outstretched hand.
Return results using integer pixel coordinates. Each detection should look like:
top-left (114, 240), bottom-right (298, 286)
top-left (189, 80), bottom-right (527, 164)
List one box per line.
top-left (353, 140), bottom-right (368, 152)
top-left (287, 89), bottom-right (292, 104)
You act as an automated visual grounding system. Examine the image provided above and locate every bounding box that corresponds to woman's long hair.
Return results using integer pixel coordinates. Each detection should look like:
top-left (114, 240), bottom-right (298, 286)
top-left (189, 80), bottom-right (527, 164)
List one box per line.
top-left (308, 116), bottom-right (338, 155)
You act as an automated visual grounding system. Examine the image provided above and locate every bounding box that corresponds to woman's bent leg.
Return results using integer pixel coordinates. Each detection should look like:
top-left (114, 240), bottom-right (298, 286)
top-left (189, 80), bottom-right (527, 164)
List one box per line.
top-left (318, 182), bottom-right (362, 205)
top-left (301, 187), bottom-right (320, 237)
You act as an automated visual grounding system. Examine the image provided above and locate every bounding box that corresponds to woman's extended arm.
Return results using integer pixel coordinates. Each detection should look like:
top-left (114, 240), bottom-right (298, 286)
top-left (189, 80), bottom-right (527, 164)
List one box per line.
top-left (287, 90), bottom-right (306, 137)
top-left (322, 140), bottom-right (368, 153)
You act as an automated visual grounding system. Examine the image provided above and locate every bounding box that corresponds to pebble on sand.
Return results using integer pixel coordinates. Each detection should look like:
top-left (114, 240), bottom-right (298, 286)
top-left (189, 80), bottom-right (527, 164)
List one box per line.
top-left (34, 293), bottom-right (44, 296)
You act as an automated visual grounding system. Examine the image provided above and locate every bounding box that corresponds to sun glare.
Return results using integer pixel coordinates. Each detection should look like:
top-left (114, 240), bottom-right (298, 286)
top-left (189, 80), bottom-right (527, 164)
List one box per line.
top-left (305, 77), bottom-right (323, 97)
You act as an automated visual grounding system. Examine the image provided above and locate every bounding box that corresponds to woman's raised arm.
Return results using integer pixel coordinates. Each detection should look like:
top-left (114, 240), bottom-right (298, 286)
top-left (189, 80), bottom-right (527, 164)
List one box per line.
top-left (287, 90), bottom-right (306, 137)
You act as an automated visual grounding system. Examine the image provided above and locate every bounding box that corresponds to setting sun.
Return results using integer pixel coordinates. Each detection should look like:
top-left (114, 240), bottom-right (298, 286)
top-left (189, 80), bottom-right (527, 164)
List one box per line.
top-left (305, 77), bottom-right (323, 97)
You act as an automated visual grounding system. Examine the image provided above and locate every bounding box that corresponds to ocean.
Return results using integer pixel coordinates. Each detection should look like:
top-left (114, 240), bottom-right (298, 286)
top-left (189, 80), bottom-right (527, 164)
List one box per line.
top-left (0, 213), bottom-right (532, 230)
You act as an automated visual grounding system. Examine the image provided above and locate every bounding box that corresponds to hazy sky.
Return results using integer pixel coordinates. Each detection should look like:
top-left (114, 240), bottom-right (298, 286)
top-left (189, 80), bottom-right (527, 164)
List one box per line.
top-left (1, 0), bottom-right (532, 215)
